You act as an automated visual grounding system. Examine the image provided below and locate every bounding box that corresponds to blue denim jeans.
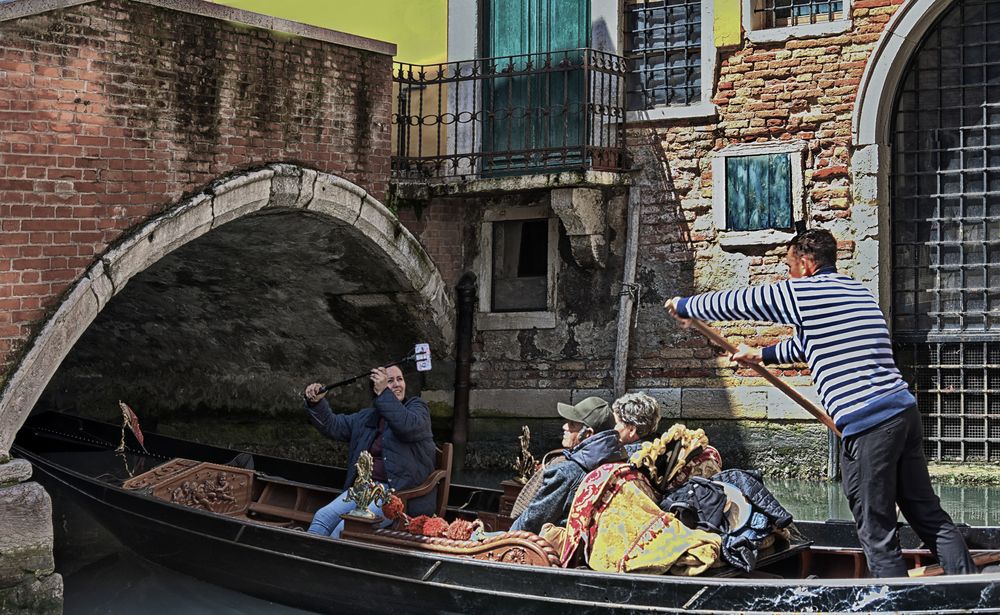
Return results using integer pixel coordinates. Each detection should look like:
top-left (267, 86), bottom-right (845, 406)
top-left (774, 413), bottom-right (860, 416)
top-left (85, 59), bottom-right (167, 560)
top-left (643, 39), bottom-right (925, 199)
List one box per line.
top-left (308, 484), bottom-right (392, 538)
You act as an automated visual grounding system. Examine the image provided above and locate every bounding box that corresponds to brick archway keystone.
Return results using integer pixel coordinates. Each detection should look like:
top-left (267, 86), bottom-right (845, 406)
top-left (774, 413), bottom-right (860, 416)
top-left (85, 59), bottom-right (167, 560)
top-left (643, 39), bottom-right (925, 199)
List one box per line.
top-left (0, 164), bottom-right (454, 456)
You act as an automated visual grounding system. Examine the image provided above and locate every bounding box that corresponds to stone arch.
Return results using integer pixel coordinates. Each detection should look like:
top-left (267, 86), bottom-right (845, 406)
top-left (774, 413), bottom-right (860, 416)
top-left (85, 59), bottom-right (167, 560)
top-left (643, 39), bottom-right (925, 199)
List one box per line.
top-left (0, 164), bottom-right (454, 455)
top-left (849, 0), bottom-right (956, 306)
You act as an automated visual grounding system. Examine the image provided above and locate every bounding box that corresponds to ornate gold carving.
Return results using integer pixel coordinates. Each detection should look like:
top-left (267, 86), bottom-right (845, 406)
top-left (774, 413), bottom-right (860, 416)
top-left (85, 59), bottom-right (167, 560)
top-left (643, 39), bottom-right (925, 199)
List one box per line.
top-left (344, 451), bottom-right (390, 519)
top-left (511, 425), bottom-right (536, 485)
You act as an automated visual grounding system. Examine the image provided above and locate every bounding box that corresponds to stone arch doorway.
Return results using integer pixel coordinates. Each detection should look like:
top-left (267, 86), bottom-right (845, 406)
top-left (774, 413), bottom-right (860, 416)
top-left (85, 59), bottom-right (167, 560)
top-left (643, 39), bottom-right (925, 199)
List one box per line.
top-left (854, 0), bottom-right (1000, 462)
top-left (0, 164), bottom-right (454, 456)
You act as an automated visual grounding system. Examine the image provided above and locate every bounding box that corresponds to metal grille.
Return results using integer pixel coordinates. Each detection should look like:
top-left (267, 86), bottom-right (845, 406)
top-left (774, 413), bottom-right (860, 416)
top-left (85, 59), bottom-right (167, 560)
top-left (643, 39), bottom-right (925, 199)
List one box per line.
top-left (625, 0), bottom-right (701, 110)
top-left (892, 0), bottom-right (1000, 462)
top-left (391, 49), bottom-right (627, 180)
top-left (754, 0), bottom-right (844, 29)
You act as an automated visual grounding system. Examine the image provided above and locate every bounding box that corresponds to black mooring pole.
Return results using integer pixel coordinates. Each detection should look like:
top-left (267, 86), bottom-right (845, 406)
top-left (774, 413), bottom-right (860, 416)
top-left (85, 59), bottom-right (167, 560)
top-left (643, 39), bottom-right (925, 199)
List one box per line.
top-left (451, 272), bottom-right (476, 473)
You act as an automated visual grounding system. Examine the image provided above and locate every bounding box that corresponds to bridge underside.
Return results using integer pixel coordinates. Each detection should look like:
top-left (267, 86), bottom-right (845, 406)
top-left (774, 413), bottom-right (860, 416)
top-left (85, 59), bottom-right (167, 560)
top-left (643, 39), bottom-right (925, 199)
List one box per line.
top-left (37, 209), bottom-right (453, 422)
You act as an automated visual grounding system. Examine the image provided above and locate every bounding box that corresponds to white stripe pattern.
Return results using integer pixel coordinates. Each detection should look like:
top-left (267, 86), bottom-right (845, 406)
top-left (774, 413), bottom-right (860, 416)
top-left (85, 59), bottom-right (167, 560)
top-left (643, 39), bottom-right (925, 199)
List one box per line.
top-left (679, 271), bottom-right (909, 430)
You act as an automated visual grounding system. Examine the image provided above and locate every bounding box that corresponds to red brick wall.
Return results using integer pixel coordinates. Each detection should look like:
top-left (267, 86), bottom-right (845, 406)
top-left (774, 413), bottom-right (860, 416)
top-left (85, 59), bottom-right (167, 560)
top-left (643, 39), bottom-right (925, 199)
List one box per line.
top-left (0, 0), bottom-right (392, 377)
top-left (396, 198), bottom-right (468, 288)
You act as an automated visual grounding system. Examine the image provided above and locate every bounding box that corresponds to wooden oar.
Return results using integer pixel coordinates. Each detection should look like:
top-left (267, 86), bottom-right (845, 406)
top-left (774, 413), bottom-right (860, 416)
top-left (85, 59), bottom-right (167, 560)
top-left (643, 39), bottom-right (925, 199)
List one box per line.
top-left (683, 318), bottom-right (842, 438)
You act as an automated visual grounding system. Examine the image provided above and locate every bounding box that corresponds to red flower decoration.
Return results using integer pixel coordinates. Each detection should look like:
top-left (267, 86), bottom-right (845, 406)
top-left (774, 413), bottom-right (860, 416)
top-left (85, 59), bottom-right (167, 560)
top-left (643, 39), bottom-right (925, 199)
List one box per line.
top-left (381, 495), bottom-right (405, 521)
top-left (407, 515), bottom-right (430, 535)
top-left (421, 516), bottom-right (450, 537)
top-left (444, 518), bottom-right (475, 541)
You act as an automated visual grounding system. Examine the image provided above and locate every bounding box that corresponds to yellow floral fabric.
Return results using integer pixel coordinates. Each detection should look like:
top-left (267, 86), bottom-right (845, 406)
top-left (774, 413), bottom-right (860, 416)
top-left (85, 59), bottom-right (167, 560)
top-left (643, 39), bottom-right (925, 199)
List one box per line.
top-left (561, 462), bottom-right (721, 575)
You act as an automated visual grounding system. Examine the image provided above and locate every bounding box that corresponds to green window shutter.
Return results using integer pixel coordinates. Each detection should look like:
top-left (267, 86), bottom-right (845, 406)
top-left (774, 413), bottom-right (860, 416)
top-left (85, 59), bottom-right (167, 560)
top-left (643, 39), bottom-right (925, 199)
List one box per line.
top-left (726, 153), bottom-right (792, 231)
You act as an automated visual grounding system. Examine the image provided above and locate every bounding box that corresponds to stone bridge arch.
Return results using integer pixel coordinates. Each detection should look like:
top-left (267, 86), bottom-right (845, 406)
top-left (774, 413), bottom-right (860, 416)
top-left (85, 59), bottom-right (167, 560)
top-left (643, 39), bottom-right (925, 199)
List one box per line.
top-left (0, 164), bottom-right (454, 455)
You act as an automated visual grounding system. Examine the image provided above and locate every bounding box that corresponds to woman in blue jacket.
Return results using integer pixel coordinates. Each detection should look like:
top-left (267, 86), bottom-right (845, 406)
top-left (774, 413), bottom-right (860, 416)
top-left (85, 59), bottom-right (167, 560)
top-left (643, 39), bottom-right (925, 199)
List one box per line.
top-left (303, 365), bottom-right (436, 538)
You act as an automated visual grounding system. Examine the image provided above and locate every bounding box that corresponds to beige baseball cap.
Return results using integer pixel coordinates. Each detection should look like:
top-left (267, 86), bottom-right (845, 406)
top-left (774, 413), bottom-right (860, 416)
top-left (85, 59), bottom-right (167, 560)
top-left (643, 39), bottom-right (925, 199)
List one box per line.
top-left (556, 397), bottom-right (615, 432)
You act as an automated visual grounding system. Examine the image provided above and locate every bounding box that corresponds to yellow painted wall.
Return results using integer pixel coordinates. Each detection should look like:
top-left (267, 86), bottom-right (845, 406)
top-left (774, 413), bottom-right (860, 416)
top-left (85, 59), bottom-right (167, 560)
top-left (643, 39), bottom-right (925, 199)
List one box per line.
top-left (714, 0), bottom-right (743, 48)
top-left (212, 0), bottom-right (448, 64)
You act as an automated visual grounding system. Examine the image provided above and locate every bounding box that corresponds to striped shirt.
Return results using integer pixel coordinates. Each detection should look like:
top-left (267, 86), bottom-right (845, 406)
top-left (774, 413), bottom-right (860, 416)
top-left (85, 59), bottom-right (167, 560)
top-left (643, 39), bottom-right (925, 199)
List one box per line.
top-left (676, 266), bottom-right (914, 438)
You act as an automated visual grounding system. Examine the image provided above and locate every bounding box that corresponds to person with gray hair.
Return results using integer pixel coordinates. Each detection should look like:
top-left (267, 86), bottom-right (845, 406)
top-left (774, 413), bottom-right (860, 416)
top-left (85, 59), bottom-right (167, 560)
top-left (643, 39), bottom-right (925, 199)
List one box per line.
top-left (612, 392), bottom-right (661, 445)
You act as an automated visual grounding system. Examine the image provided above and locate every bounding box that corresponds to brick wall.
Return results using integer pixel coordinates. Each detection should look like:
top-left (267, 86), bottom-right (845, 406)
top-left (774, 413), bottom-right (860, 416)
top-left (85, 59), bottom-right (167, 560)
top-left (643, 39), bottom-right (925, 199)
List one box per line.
top-left (628, 1), bottom-right (904, 389)
top-left (0, 0), bottom-right (393, 379)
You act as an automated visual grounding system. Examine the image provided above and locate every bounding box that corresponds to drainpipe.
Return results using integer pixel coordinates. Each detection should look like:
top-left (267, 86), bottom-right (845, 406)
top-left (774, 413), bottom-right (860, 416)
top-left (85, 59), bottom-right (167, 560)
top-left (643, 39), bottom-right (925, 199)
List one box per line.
top-left (451, 272), bottom-right (477, 472)
top-left (613, 172), bottom-right (643, 398)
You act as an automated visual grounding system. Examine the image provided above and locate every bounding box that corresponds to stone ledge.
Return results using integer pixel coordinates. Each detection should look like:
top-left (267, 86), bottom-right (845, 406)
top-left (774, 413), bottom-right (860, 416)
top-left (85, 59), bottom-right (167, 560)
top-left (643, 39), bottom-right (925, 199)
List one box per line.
top-left (0, 459), bottom-right (31, 486)
top-left (0, 482), bottom-right (55, 587)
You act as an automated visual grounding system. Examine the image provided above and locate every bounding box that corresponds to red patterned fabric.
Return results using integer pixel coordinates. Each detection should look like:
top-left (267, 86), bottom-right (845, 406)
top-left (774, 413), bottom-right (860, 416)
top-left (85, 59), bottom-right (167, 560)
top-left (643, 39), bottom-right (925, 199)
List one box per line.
top-left (559, 463), bottom-right (642, 566)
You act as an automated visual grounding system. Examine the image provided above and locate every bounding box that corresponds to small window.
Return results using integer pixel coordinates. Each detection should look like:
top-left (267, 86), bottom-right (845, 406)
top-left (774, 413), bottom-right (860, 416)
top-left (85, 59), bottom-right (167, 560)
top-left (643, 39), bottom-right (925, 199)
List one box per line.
top-left (712, 142), bottom-right (806, 245)
top-left (624, 0), bottom-right (717, 121)
top-left (625, 0), bottom-right (703, 110)
top-left (754, 0), bottom-right (844, 29)
top-left (744, 0), bottom-right (852, 43)
top-left (725, 154), bottom-right (792, 231)
top-left (491, 219), bottom-right (549, 312)
top-left (476, 209), bottom-right (558, 330)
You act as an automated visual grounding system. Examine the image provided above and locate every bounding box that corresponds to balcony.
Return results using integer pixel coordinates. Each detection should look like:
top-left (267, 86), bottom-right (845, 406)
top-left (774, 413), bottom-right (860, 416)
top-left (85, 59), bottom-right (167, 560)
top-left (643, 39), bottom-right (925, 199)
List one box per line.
top-left (390, 48), bottom-right (628, 190)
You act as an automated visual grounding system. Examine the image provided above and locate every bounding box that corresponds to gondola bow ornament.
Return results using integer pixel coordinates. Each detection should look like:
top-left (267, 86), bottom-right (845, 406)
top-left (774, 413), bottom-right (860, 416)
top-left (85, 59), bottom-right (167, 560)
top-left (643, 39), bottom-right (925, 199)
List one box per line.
top-left (117, 400), bottom-right (149, 453)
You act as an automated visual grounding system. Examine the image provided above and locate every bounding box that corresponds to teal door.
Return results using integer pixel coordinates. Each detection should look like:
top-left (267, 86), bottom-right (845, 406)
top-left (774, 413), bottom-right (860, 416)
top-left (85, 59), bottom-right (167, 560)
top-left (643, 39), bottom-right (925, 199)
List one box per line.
top-left (484, 0), bottom-right (589, 174)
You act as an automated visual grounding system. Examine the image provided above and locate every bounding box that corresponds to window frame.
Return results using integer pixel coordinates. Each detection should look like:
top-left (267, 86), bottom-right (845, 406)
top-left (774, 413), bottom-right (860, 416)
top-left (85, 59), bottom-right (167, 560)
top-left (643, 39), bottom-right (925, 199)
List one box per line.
top-left (742, 0), bottom-right (853, 44)
top-left (711, 141), bottom-right (807, 247)
top-left (624, 0), bottom-right (718, 122)
top-left (476, 205), bottom-right (559, 330)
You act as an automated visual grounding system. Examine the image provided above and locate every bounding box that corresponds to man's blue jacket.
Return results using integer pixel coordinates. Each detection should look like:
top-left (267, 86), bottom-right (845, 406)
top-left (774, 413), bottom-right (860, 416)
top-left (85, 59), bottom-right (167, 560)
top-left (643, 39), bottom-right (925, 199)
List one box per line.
top-left (305, 389), bottom-right (437, 516)
top-left (509, 430), bottom-right (626, 534)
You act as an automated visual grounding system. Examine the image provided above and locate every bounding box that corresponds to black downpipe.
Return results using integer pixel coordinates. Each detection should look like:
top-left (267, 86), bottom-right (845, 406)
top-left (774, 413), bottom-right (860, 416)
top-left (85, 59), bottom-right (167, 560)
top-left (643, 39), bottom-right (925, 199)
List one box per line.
top-left (451, 272), bottom-right (477, 472)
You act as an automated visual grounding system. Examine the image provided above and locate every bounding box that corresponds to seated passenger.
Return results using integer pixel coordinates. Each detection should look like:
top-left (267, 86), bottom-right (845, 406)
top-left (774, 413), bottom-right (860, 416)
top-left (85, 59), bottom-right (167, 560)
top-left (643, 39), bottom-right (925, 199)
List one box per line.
top-left (557, 425), bottom-right (722, 575)
top-left (512, 392), bottom-right (663, 534)
top-left (510, 396), bottom-right (622, 533)
top-left (302, 366), bottom-right (436, 538)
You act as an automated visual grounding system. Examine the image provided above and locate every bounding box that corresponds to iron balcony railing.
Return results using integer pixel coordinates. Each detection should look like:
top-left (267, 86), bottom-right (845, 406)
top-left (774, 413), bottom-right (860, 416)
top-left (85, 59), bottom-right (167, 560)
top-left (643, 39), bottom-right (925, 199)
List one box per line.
top-left (391, 48), bottom-right (628, 181)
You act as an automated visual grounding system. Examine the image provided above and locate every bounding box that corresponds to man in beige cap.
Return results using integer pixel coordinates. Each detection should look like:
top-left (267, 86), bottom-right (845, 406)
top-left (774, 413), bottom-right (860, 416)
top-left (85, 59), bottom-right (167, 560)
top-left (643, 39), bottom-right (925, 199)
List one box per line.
top-left (510, 397), bottom-right (626, 533)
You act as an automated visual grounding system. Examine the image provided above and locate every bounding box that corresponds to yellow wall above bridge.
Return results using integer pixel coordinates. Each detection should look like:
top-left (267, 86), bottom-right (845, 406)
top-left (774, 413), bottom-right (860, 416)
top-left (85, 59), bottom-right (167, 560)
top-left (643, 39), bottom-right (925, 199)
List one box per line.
top-left (212, 0), bottom-right (448, 64)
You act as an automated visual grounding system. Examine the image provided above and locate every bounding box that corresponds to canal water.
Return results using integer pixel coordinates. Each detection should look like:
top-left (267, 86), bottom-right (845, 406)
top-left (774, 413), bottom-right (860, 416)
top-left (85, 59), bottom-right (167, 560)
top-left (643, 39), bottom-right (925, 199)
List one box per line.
top-left (53, 473), bottom-right (1000, 614)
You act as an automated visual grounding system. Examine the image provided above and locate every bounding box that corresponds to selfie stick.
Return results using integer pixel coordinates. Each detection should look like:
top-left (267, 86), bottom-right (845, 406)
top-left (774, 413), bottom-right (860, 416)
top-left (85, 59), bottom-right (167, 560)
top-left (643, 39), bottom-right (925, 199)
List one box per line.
top-left (317, 343), bottom-right (432, 394)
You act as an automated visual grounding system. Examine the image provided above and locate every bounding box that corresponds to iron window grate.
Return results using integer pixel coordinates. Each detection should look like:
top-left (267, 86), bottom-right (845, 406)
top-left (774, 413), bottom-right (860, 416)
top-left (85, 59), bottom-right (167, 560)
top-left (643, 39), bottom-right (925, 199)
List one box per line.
top-left (753, 0), bottom-right (844, 29)
top-left (624, 0), bottom-right (701, 110)
top-left (892, 0), bottom-right (1000, 462)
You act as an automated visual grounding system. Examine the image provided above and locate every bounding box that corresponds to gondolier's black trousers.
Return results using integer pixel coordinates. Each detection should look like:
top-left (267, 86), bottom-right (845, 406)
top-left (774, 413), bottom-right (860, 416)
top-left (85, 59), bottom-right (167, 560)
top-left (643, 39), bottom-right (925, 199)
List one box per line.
top-left (840, 405), bottom-right (976, 577)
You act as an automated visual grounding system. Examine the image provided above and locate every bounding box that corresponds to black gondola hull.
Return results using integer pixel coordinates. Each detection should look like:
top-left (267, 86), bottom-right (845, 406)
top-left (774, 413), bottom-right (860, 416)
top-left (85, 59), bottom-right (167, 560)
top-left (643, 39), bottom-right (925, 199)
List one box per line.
top-left (14, 415), bottom-right (1000, 614)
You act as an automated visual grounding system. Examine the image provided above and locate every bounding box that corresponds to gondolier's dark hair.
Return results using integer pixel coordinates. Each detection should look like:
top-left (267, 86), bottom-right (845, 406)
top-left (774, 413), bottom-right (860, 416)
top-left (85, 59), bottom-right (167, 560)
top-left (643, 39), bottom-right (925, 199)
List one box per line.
top-left (790, 228), bottom-right (837, 268)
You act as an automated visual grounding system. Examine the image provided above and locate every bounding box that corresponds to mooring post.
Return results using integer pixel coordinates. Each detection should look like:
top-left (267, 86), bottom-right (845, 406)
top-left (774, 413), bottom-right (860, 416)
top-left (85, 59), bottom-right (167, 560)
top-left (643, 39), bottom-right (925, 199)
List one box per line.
top-left (451, 272), bottom-right (477, 472)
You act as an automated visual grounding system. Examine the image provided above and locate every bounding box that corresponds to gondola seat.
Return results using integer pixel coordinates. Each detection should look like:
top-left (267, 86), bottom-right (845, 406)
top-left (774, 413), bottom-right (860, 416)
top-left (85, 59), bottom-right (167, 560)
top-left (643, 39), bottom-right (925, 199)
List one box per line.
top-left (395, 442), bottom-right (453, 518)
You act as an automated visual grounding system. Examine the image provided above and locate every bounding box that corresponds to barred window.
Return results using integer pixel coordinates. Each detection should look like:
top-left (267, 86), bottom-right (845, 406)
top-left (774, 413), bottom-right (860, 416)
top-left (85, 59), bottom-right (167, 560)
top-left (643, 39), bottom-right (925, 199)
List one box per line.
top-left (625, 0), bottom-right (702, 111)
top-left (753, 0), bottom-right (844, 29)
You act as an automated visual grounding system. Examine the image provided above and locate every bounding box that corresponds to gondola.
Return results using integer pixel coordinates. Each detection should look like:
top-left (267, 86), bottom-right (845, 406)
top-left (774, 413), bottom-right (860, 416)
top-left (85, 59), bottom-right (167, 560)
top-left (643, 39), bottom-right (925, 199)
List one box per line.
top-left (12, 411), bottom-right (1000, 614)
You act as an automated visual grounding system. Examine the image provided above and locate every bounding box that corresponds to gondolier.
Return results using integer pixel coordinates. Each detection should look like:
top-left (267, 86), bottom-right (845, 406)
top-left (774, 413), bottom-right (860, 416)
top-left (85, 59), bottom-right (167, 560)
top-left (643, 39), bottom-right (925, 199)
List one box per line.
top-left (302, 365), bottom-right (436, 538)
top-left (664, 228), bottom-right (976, 578)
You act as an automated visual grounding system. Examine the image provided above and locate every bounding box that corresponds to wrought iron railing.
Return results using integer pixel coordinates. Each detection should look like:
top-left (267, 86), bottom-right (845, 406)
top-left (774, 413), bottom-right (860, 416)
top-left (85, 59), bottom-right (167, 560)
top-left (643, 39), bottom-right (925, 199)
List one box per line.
top-left (391, 48), bottom-right (627, 181)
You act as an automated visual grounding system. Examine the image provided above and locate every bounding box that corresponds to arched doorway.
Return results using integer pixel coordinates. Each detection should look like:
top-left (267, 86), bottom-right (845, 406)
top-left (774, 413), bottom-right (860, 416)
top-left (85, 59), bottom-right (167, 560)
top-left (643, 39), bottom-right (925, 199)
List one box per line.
top-left (890, 0), bottom-right (1000, 462)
